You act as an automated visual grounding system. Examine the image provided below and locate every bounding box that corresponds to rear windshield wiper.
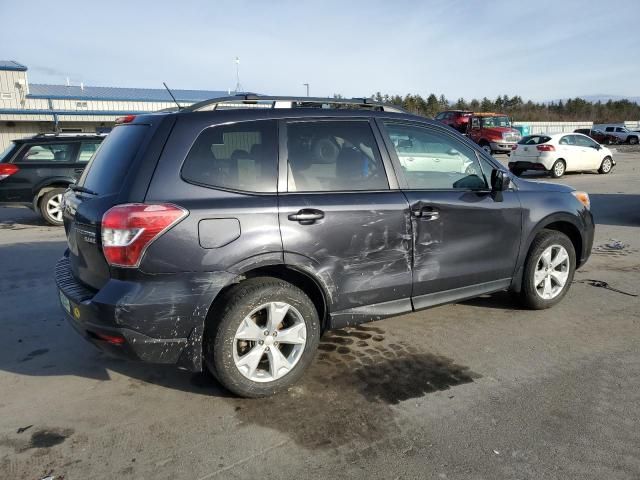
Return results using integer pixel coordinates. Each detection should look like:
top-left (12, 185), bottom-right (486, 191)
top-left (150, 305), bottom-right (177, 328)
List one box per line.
top-left (69, 184), bottom-right (98, 196)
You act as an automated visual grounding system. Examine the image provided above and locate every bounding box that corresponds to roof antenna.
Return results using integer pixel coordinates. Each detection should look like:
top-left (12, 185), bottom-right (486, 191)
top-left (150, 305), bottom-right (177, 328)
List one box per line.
top-left (163, 82), bottom-right (182, 110)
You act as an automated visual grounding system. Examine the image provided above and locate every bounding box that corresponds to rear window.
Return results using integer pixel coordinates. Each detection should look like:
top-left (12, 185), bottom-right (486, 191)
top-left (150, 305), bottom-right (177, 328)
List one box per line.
top-left (518, 135), bottom-right (551, 145)
top-left (79, 125), bottom-right (148, 194)
top-left (181, 120), bottom-right (278, 193)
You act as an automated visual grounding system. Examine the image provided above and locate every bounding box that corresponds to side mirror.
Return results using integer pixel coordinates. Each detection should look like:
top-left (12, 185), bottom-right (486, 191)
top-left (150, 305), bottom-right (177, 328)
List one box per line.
top-left (491, 169), bottom-right (510, 192)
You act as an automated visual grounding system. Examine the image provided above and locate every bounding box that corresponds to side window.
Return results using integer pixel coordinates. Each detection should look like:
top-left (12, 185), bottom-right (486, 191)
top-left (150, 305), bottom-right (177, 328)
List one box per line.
top-left (616, 127), bottom-right (625, 133)
top-left (286, 120), bottom-right (388, 192)
top-left (471, 117), bottom-right (480, 129)
top-left (605, 127), bottom-right (614, 132)
top-left (435, 113), bottom-right (444, 120)
top-left (182, 120), bottom-right (278, 193)
top-left (559, 136), bottom-right (575, 146)
top-left (575, 135), bottom-right (596, 147)
top-left (78, 141), bottom-right (101, 163)
top-left (19, 143), bottom-right (74, 162)
top-left (384, 122), bottom-right (487, 190)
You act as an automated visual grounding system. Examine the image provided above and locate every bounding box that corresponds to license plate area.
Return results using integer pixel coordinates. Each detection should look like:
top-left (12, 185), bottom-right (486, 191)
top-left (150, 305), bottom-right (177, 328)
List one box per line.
top-left (59, 290), bottom-right (71, 314)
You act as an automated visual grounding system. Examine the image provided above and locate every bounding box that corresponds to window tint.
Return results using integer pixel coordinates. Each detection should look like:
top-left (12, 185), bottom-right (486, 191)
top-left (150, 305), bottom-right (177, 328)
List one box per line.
top-left (471, 117), bottom-right (480, 128)
top-left (435, 113), bottom-right (445, 120)
top-left (80, 125), bottom-right (148, 195)
top-left (182, 120), bottom-right (278, 193)
top-left (518, 135), bottom-right (551, 145)
top-left (605, 127), bottom-right (614, 132)
top-left (78, 141), bottom-right (101, 162)
top-left (20, 143), bottom-right (74, 162)
top-left (384, 122), bottom-right (486, 190)
top-left (574, 135), bottom-right (597, 147)
top-left (286, 121), bottom-right (388, 192)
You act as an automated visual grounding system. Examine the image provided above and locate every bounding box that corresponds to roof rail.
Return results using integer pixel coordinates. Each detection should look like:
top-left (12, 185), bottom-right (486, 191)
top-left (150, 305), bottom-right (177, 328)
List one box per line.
top-left (34, 132), bottom-right (108, 137)
top-left (182, 94), bottom-right (408, 114)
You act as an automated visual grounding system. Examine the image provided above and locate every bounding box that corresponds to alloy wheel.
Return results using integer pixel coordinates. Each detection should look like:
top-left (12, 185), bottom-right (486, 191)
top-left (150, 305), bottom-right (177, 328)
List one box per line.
top-left (46, 194), bottom-right (63, 222)
top-left (534, 245), bottom-right (570, 300)
top-left (601, 158), bottom-right (612, 173)
top-left (233, 302), bottom-right (307, 382)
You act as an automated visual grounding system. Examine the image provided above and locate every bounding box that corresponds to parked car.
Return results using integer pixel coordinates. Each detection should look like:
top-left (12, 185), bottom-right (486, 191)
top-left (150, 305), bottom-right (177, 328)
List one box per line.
top-left (593, 124), bottom-right (640, 144)
top-left (509, 133), bottom-right (615, 178)
top-left (466, 113), bottom-right (521, 154)
top-left (55, 95), bottom-right (594, 398)
top-left (0, 133), bottom-right (105, 225)
top-left (434, 110), bottom-right (473, 133)
top-left (573, 128), bottom-right (619, 145)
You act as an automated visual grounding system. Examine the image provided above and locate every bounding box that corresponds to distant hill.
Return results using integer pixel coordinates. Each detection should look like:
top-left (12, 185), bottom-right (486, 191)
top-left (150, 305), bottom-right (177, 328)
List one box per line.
top-left (548, 95), bottom-right (640, 104)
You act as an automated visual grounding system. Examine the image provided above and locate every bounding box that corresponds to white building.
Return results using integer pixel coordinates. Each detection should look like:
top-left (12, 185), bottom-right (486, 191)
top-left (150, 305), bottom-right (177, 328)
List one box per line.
top-left (0, 60), bottom-right (228, 150)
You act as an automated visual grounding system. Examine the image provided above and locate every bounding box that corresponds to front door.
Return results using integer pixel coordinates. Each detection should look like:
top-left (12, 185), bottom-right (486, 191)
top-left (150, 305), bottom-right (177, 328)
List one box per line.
top-left (378, 120), bottom-right (522, 309)
top-left (278, 119), bottom-right (413, 321)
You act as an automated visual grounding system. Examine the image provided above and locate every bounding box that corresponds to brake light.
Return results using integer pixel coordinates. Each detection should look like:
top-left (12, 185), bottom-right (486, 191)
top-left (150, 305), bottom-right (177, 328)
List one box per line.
top-left (0, 164), bottom-right (19, 180)
top-left (101, 203), bottom-right (188, 267)
top-left (115, 115), bottom-right (136, 124)
top-left (536, 144), bottom-right (556, 151)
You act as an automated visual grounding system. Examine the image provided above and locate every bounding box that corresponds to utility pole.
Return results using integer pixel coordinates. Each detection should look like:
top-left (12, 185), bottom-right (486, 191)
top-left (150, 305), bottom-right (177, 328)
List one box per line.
top-left (303, 83), bottom-right (309, 97)
top-left (234, 57), bottom-right (242, 93)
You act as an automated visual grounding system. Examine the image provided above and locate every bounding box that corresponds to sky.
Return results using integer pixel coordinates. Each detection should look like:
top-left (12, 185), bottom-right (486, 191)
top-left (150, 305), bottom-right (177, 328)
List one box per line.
top-left (1, 0), bottom-right (639, 102)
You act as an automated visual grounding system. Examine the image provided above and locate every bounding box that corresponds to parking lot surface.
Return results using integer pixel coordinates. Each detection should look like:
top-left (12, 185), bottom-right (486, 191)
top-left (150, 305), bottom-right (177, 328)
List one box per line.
top-left (1, 152), bottom-right (639, 479)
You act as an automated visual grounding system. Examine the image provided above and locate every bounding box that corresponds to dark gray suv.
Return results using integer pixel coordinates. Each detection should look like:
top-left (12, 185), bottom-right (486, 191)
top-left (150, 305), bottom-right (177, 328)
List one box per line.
top-left (55, 95), bottom-right (594, 397)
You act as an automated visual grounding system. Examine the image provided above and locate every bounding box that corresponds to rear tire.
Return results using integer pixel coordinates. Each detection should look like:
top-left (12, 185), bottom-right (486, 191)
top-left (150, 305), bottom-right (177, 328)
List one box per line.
top-left (481, 143), bottom-right (492, 155)
top-left (598, 156), bottom-right (613, 174)
top-left (520, 230), bottom-right (576, 310)
top-left (628, 136), bottom-right (639, 145)
top-left (204, 277), bottom-right (320, 398)
top-left (550, 159), bottom-right (565, 178)
top-left (39, 188), bottom-right (66, 226)
top-left (510, 167), bottom-right (524, 176)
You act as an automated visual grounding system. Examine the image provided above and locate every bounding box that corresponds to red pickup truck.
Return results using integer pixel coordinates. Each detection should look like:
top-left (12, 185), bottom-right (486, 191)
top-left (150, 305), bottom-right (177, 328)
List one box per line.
top-left (466, 113), bottom-right (521, 154)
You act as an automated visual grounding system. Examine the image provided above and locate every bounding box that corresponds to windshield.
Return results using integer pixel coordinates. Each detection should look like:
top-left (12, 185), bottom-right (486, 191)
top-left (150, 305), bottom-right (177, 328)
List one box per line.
top-left (0, 142), bottom-right (16, 162)
top-left (481, 116), bottom-right (511, 128)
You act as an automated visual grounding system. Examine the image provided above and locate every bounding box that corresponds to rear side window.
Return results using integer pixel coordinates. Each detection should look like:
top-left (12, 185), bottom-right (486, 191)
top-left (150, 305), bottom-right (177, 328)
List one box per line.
top-left (79, 125), bottom-right (149, 194)
top-left (182, 120), bottom-right (278, 193)
top-left (19, 143), bottom-right (74, 162)
top-left (78, 141), bottom-right (101, 163)
top-left (286, 120), bottom-right (388, 192)
top-left (518, 135), bottom-right (551, 145)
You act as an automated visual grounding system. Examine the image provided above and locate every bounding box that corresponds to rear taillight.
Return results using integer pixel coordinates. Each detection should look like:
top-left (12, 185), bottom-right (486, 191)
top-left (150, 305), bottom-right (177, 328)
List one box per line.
top-left (0, 164), bottom-right (19, 180)
top-left (101, 203), bottom-right (188, 267)
top-left (536, 144), bottom-right (556, 152)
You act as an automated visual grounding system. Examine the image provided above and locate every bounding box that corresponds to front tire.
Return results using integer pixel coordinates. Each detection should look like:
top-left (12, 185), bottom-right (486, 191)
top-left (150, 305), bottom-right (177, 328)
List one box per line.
top-left (628, 136), bottom-right (639, 145)
top-left (598, 156), bottom-right (613, 174)
top-left (550, 159), bottom-right (566, 178)
top-left (481, 143), bottom-right (492, 156)
top-left (520, 230), bottom-right (576, 310)
top-left (205, 277), bottom-right (320, 398)
top-left (39, 188), bottom-right (66, 226)
top-left (509, 167), bottom-right (524, 176)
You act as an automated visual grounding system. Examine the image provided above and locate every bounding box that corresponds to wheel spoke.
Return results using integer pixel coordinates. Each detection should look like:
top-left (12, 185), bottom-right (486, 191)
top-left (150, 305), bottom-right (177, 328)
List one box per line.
top-left (534, 268), bottom-right (546, 286)
top-left (235, 317), bottom-right (264, 342)
top-left (551, 249), bottom-right (568, 268)
top-left (276, 323), bottom-right (306, 345)
top-left (236, 345), bottom-right (266, 378)
top-left (543, 276), bottom-right (553, 298)
top-left (267, 302), bottom-right (289, 332)
top-left (550, 269), bottom-right (568, 287)
top-left (541, 249), bottom-right (552, 267)
top-left (267, 346), bottom-right (291, 379)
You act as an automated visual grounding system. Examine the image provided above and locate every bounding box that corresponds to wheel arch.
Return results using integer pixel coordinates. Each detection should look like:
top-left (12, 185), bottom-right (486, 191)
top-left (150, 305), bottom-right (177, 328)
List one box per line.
top-left (511, 213), bottom-right (584, 292)
top-left (32, 178), bottom-right (73, 209)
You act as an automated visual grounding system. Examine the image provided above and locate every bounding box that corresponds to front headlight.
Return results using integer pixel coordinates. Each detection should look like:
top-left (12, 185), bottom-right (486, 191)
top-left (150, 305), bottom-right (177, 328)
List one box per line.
top-left (572, 191), bottom-right (590, 209)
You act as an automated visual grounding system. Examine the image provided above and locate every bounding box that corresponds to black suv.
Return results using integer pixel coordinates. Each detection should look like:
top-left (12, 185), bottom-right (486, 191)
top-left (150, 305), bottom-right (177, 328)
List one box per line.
top-left (55, 96), bottom-right (594, 397)
top-left (0, 133), bottom-right (105, 225)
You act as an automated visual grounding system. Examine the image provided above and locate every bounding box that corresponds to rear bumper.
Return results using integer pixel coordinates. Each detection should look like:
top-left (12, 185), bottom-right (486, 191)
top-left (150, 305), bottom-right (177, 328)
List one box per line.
top-left (508, 160), bottom-right (549, 172)
top-left (55, 253), bottom-right (235, 371)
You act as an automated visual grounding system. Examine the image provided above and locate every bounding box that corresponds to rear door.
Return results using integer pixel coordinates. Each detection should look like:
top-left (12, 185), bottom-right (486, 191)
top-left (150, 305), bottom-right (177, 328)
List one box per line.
top-left (4, 141), bottom-right (78, 202)
top-left (278, 118), bottom-right (413, 318)
top-left (557, 135), bottom-right (578, 169)
top-left (378, 120), bottom-right (522, 308)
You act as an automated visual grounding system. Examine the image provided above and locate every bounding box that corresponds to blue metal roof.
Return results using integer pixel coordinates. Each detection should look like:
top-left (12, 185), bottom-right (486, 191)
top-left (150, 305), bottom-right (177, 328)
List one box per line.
top-left (0, 60), bottom-right (28, 72)
top-left (28, 84), bottom-right (230, 103)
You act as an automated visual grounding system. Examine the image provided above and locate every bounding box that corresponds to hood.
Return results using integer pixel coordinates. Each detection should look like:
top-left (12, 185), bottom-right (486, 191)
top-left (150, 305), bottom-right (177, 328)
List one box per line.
top-left (513, 177), bottom-right (574, 193)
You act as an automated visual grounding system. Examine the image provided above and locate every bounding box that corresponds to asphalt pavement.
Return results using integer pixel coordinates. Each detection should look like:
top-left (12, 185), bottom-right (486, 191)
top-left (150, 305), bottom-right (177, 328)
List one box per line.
top-left (1, 152), bottom-right (638, 479)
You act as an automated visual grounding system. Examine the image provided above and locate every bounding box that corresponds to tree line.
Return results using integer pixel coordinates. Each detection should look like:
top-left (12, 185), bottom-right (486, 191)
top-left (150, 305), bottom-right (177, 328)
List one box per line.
top-left (362, 92), bottom-right (640, 123)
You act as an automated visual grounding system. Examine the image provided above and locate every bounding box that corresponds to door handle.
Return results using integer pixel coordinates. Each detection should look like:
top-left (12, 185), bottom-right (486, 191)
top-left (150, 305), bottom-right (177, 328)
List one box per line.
top-left (288, 209), bottom-right (324, 223)
top-left (413, 206), bottom-right (439, 219)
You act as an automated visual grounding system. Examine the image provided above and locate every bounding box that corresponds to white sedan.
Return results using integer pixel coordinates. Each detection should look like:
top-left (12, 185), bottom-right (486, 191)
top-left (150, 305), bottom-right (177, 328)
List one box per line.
top-left (508, 133), bottom-right (615, 178)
